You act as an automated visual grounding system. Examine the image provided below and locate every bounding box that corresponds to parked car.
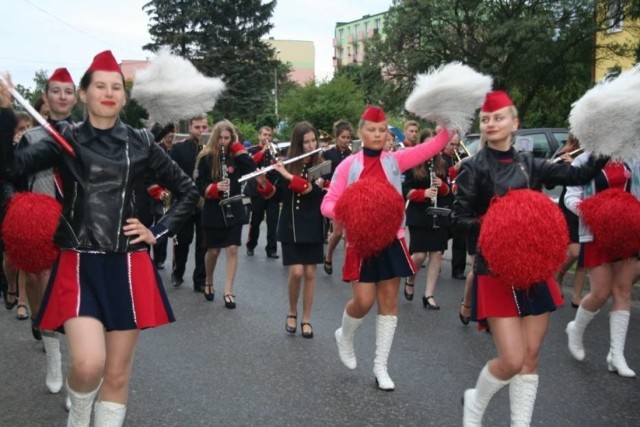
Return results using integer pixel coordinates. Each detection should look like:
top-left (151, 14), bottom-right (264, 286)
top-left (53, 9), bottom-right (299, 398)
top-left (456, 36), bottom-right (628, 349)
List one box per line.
top-left (462, 128), bottom-right (568, 160)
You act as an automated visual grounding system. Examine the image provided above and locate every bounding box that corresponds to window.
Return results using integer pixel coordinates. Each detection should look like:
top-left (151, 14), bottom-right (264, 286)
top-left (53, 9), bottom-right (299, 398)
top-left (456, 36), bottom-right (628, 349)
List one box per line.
top-left (375, 18), bottom-right (380, 29)
top-left (607, 1), bottom-right (624, 33)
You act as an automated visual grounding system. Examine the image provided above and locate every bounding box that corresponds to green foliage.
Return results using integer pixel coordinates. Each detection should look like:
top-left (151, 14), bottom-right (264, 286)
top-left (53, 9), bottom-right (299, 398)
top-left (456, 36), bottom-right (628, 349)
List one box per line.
top-left (364, 0), bottom-right (637, 128)
top-left (278, 76), bottom-right (365, 137)
top-left (143, 0), bottom-right (290, 123)
top-left (121, 80), bottom-right (149, 129)
top-left (234, 121), bottom-right (259, 145)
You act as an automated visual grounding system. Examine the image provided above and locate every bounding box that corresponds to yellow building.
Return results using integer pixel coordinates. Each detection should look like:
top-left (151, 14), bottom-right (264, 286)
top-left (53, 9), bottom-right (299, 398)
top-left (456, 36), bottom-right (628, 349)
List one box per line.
top-left (265, 39), bottom-right (315, 85)
top-left (594, 6), bottom-right (639, 81)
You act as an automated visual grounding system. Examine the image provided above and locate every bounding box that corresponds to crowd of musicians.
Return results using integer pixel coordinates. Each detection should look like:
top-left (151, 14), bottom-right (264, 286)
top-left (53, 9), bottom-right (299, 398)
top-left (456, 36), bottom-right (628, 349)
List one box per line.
top-left (0, 55), bottom-right (639, 427)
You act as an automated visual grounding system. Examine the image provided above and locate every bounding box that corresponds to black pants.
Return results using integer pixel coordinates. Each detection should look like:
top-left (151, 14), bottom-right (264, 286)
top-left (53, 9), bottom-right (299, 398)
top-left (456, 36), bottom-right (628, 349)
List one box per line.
top-left (152, 210), bottom-right (168, 265)
top-left (246, 196), bottom-right (279, 254)
top-left (451, 235), bottom-right (467, 275)
top-left (172, 209), bottom-right (205, 288)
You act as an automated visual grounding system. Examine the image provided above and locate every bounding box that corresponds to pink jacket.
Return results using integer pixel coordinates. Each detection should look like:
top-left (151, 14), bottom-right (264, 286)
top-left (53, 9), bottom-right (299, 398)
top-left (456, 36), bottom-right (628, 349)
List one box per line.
top-left (321, 129), bottom-right (452, 239)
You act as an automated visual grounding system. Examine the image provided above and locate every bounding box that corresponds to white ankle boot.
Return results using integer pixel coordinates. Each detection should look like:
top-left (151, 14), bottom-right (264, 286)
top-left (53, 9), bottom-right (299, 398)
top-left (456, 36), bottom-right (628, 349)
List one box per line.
top-left (373, 315), bottom-right (397, 391)
top-left (607, 311), bottom-right (636, 378)
top-left (566, 306), bottom-right (598, 361)
top-left (67, 380), bottom-right (101, 427)
top-left (335, 310), bottom-right (364, 370)
top-left (42, 333), bottom-right (63, 393)
top-left (94, 401), bottom-right (127, 427)
top-left (463, 363), bottom-right (510, 427)
top-left (509, 374), bottom-right (539, 427)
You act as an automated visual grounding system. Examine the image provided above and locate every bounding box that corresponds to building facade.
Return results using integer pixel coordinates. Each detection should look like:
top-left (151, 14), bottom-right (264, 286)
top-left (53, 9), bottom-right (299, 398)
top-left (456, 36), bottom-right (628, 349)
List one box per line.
top-left (333, 12), bottom-right (386, 70)
top-left (594, 4), bottom-right (639, 81)
top-left (265, 38), bottom-right (315, 85)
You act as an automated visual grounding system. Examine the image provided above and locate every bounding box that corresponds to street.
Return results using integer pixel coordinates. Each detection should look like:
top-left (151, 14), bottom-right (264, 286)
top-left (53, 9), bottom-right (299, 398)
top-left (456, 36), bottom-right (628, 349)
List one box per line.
top-left (1, 229), bottom-right (638, 426)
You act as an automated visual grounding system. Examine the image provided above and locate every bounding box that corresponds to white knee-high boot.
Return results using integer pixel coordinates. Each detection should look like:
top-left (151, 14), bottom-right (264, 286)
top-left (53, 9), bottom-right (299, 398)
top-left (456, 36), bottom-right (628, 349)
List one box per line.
top-left (335, 310), bottom-right (364, 370)
top-left (509, 374), bottom-right (539, 427)
top-left (373, 315), bottom-right (397, 391)
top-left (607, 311), bottom-right (636, 378)
top-left (94, 401), bottom-right (127, 427)
top-left (42, 331), bottom-right (63, 393)
top-left (463, 363), bottom-right (510, 427)
top-left (566, 306), bottom-right (598, 361)
top-left (67, 380), bottom-right (101, 427)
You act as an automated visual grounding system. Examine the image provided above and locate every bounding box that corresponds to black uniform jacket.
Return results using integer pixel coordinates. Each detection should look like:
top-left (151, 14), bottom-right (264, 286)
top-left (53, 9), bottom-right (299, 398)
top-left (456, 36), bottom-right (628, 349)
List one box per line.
top-left (403, 167), bottom-right (452, 229)
top-left (195, 149), bottom-right (256, 228)
top-left (243, 144), bottom-right (280, 198)
top-left (0, 109), bottom-right (199, 253)
top-left (322, 146), bottom-right (351, 179)
top-left (276, 164), bottom-right (324, 244)
top-left (170, 137), bottom-right (201, 178)
top-left (452, 146), bottom-right (602, 274)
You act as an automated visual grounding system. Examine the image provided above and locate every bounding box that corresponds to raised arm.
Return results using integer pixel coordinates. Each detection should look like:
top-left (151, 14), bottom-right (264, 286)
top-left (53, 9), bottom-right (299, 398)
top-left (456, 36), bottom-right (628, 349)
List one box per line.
top-left (394, 128), bottom-right (451, 172)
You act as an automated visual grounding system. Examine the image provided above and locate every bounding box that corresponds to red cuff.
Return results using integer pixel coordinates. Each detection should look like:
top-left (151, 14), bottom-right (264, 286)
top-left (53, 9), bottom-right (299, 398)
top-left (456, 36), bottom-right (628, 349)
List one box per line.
top-left (257, 180), bottom-right (276, 198)
top-left (147, 184), bottom-right (166, 201)
top-left (205, 183), bottom-right (220, 199)
top-left (253, 150), bottom-right (265, 164)
top-left (289, 176), bottom-right (310, 193)
top-left (229, 142), bottom-right (245, 155)
top-left (438, 183), bottom-right (450, 196)
top-left (408, 189), bottom-right (426, 203)
top-left (448, 166), bottom-right (457, 181)
top-left (322, 180), bottom-right (330, 189)
top-left (452, 183), bottom-right (458, 193)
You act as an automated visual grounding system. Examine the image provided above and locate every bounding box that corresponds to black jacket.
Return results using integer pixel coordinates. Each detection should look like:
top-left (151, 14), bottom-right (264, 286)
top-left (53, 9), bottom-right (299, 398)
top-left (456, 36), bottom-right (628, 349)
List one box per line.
top-left (0, 109), bottom-right (199, 253)
top-left (170, 137), bottom-right (201, 179)
top-left (452, 146), bottom-right (602, 274)
top-left (402, 165), bottom-right (451, 229)
top-left (322, 146), bottom-right (351, 179)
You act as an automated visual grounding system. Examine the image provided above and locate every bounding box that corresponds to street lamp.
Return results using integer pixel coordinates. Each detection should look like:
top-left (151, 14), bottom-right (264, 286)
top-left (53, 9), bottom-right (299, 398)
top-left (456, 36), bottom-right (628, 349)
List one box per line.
top-left (274, 50), bottom-right (280, 117)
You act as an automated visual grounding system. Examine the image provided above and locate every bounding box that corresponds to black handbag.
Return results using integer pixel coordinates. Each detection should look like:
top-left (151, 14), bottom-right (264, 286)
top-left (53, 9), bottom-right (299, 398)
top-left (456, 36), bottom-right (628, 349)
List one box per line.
top-left (220, 200), bottom-right (249, 227)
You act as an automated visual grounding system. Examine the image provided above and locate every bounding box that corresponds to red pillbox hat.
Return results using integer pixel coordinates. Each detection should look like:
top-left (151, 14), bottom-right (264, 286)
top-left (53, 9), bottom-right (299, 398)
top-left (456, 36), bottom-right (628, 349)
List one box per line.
top-left (48, 68), bottom-right (74, 84)
top-left (361, 106), bottom-right (387, 123)
top-left (481, 90), bottom-right (514, 113)
top-left (86, 50), bottom-right (122, 74)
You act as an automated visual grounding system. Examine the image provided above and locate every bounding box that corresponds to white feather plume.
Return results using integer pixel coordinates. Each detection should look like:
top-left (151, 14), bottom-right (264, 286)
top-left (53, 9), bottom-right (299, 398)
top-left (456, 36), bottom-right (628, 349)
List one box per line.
top-left (131, 48), bottom-right (225, 123)
top-left (569, 65), bottom-right (640, 161)
top-left (404, 62), bottom-right (493, 132)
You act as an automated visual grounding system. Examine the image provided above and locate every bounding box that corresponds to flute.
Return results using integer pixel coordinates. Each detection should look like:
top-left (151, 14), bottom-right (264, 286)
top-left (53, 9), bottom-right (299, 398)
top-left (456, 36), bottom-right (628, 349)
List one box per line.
top-left (238, 147), bottom-right (323, 183)
top-left (0, 74), bottom-right (75, 157)
top-left (551, 148), bottom-right (584, 163)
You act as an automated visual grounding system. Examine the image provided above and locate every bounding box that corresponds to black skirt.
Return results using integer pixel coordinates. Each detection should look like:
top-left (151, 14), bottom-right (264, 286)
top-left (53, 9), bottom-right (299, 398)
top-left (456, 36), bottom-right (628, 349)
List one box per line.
top-left (203, 225), bottom-right (243, 249)
top-left (408, 226), bottom-right (449, 253)
top-left (281, 242), bottom-right (324, 266)
top-left (562, 206), bottom-right (580, 244)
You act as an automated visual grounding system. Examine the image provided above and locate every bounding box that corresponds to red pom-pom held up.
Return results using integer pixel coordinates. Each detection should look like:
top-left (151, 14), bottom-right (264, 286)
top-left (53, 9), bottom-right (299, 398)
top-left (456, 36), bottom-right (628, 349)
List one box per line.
top-left (335, 179), bottom-right (404, 259)
top-left (579, 189), bottom-right (640, 260)
top-left (2, 193), bottom-right (62, 273)
top-left (479, 189), bottom-right (568, 289)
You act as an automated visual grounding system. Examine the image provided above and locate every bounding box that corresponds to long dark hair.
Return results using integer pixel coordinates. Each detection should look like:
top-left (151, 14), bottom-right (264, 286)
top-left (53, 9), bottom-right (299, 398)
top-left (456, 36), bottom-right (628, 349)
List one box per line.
top-left (286, 121), bottom-right (322, 176)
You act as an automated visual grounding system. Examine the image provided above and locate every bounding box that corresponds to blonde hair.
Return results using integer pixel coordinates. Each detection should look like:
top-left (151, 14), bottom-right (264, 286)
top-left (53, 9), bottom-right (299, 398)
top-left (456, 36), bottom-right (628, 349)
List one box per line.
top-left (196, 119), bottom-right (236, 180)
top-left (479, 105), bottom-right (519, 148)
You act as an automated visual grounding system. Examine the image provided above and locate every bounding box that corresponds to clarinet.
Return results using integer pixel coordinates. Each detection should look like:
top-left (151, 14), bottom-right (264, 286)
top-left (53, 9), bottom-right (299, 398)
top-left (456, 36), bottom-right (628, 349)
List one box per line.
top-left (220, 145), bottom-right (234, 220)
top-left (429, 158), bottom-right (439, 229)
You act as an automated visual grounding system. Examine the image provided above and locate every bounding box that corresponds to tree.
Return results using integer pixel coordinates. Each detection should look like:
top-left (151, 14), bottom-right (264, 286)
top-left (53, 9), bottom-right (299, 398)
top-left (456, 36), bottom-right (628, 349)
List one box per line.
top-left (143, 0), bottom-right (284, 123)
top-left (366, 0), bottom-right (640, 127)
top-left (121, 80), bottom-right (149, 129)
top-left (278, 76), bottom-right (365, 136)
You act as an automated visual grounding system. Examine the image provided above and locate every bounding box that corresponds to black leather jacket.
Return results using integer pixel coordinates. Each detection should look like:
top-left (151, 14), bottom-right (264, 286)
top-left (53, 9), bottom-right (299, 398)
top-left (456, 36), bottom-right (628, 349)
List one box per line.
top-left (452, 146), bottom-right (601, 274)
top-left (0, 108), bottom-right (199, 253)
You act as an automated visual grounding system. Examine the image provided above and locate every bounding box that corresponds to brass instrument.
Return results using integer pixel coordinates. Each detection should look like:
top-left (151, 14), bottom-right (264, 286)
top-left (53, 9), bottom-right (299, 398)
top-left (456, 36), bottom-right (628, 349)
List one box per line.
top-left (425, 158), bottom-right (451, 228)
top-left (220, 145), bottom-right (234, 220)
top-left (459, 140), bottom-right (471, 157)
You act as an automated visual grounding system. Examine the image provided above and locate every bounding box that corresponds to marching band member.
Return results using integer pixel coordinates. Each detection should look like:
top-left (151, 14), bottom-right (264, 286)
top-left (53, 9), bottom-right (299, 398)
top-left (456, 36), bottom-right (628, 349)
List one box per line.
top-left (195, 120), bottom-right (272, 307)
top-left (0, 50), bottom-right (199, 426)
top-left (322, 120), bottom-right (353, 275)
top-left (564, 155), bottom-right (637, 377)
top-left (321, 106), bottom-right (452, 391)
top-left (272, 121), bottom-right (326, 338)
top-left (454, 91), bottom-right (605, 426)
top-left (402, 131), bottom-right (452, 308)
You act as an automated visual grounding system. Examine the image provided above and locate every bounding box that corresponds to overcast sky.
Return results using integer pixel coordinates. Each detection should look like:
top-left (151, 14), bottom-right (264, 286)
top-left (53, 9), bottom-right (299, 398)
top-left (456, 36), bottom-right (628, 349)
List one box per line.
top-left (2, 0), bottom-right (392, 89)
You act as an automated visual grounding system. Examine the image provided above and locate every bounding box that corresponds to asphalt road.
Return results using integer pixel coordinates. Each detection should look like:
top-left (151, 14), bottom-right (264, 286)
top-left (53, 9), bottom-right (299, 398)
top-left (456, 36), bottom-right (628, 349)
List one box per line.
top-left (1, 229), bottom-right (638, 426)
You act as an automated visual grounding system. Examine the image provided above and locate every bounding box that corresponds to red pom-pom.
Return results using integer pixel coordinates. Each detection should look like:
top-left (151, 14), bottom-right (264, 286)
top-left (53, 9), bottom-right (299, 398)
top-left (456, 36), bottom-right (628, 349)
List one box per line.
top-left (479, 189), bottom-right (568, 289)
top-left (2, 193), bottom-right (61, 273)
top-left (579, 189), bottom-right (640, 260)
top-left (335, 179), bottom-right (404, 258)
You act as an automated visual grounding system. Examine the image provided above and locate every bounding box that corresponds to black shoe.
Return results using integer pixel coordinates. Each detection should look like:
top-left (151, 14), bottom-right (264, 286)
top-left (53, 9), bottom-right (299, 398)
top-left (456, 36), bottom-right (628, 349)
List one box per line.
top-left (4, 291), bottom-right (17, 310)
top-left (172, 276), bottom-right (184, 288)
top-left (31, 320), bottom-right (42, 341)
top-left (571, 301), bottom-right (580, 308)
top-left (223, 294), bottom-right (236, 309)
top-left (203, 284), bottom-right (214, 302)
top-left (285, 315), bottom-right (297, 334)
top-left (422, 296), bottom-right (440, 310)
top-left (452, 272), bottom-right (466, 280)
top-left (323, 259), bottom-right (333, 275)
top-left (247, 248), bottom-right (255, 256)
top-left (459, 300), bottom-right (471, 325)
top-left (266, 251), bottom-right (280, 259)
top-left (155, 261), bottom-right (165, 270)
top-left (403, 279), bottom-right (414, 301)
top-left (301, 322), bottom-right (314, 338)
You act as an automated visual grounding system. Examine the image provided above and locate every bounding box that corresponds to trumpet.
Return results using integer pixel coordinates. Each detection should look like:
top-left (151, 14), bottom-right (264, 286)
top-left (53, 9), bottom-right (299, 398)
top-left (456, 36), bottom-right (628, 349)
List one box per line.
top-left (238, 147), bottom-right (323, 183)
